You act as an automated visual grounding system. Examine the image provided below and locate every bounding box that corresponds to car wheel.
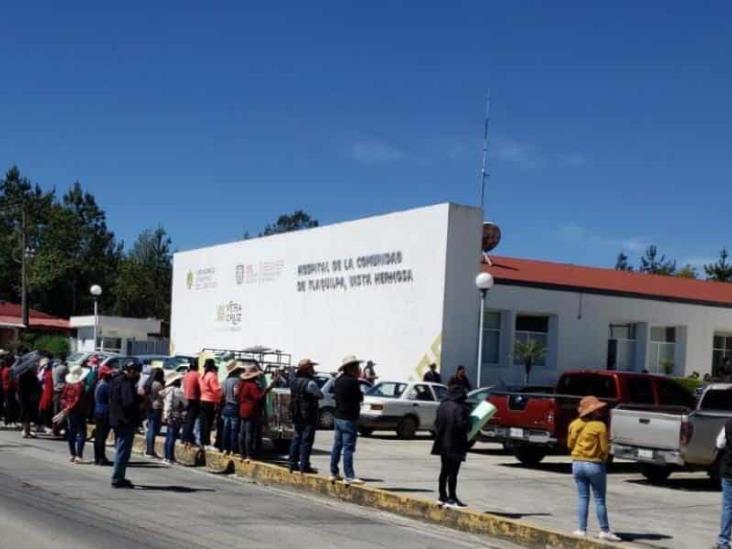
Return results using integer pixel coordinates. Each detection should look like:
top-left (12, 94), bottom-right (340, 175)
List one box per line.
top-left (396, 416), bottom-right (418, 440)
top-left (639, 464), bottom-right (672, 484)
top-left (513, 445), bottom-right (546, 466)
top-left (318, 408), bottom-right (335, 430)
top-left (358, 427), bottom-right (373, 437)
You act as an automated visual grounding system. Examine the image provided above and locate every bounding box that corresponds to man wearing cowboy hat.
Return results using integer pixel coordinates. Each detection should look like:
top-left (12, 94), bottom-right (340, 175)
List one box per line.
top-left (330, 355), bottom-right (365, 485)
top-left (288, 358), bottom-right (323, 474)
top-left (221, 361), bottom-right (246, 455)
top-left (161, 370), bottom-right (186, 464)
top-left (109, 359), bottom-right (143, 488)
top-left (56, 363), bottom-right (91, 462)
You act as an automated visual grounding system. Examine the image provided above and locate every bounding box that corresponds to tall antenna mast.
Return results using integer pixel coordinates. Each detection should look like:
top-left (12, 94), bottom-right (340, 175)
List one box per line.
top-left (479, 91), bottom-right (491, 213)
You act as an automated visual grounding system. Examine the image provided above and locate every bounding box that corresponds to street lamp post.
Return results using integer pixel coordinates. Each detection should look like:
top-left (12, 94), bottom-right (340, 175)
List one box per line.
top-left (475, 272), bottom-right (494, 388)
top-left (90, 285), bottom-right (102, 352)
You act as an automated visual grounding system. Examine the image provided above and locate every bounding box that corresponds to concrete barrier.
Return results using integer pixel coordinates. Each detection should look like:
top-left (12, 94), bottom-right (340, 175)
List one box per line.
top-left (89, 427), bottom-right (619, 548)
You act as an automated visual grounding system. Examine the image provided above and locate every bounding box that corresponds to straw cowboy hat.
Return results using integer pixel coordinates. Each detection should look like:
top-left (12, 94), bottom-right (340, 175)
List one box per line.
top-left (165, 371), bottom-right (184, 387)
top-left (226, 360), bottom-right (247, 375)
top-left (241, 363), bottom-right (263, 381)
top-left (297, 358), bottom-right (318, 373)
top-left (339, 355), bottom-right (362, 371)
top-left (577, 396), bottom-right (607, 418)
top-left (65, 364), bottom-right (90, 384)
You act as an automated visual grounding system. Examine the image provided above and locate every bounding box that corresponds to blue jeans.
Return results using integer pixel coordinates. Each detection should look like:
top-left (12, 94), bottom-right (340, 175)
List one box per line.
top-left (330, 418), bottom-right (358, 479)
top-left (146, 409), bottom-right (162, 455)
top-left (165, 419), bottom-right (180, 462)
top-left (112, 424), bottom-right (135, 482)
top-left (222, 405), bottom-right (240, 454)
top-left (289, 422), bottom-right (316, 471)
top-left (719, 478), bottom-right (732, 547)
top-left (239, 418), bottom-right (260, 459)
top-left (573, 461), bottom-right (610, 532)
top-left (67, 412), bottom-right (86, 458)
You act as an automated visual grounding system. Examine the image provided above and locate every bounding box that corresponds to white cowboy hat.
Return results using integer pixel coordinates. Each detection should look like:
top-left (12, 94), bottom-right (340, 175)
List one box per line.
top-left (65, 364), bottom-right (90, 384)
top-left (240, 363), bottom-right (263, 381)
top-left (165, 371), bottom-right (184, 387)
top-left (339, 355), bottom-right (362, 371)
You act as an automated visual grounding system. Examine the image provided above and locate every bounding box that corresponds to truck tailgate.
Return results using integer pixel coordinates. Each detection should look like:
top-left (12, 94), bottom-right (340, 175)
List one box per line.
top-left (611, 407), bottom-right (683, 451)
top-left (488, 392), bottom-right (555, 432)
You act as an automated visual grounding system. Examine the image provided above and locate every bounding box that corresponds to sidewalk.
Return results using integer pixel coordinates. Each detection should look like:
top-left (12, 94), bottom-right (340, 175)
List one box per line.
top-left (308, 432), bottom-right (718, 549)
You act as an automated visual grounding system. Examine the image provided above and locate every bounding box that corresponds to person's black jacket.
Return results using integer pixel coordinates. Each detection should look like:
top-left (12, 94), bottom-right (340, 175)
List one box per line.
top-left (109, 372), bottom-right (140, 428)
top-left (431, 386), bottom-right (471, 461)
top-left (334, 375), bottom-right (363, 421)
top-left (447, 375), bottom-right (472, 392)
top-left (289, 375), bottom-right (320, 425)
top-left (423, 370), bottom-right (442, 384)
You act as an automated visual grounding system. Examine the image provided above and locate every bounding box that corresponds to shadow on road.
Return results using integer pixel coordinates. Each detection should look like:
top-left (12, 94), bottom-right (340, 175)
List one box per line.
top-left (127, 462), bottom-right (168, 468)
top-left (500, 461), bottom-right (639, 475)
top-left (135, 485), bottom-right (216, 493)
top-left (616, 532), bottom-right (673, 542)
top-left (382, 487), bottom-right (433, 493)
top-left (484, 511), bottom-right (552, 519)
top-left (626, 478), bottom-right (719, 493)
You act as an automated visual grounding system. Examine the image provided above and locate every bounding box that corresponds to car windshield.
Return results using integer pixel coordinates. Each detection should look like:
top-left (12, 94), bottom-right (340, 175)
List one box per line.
top-left (367, 382), bottom-right (407, 398)
top-left (313, 375), bottom-right (331, 389)
top-left (700, 389), bottom-right (732, 411)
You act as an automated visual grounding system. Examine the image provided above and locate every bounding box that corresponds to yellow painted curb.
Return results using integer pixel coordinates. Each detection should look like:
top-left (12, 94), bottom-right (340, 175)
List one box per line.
top-left (89, 427), bottom-right (619, 548)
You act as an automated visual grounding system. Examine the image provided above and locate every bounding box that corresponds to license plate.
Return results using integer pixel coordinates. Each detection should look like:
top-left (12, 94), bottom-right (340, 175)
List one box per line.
top-left (510, 428), bottom-right (524, 439)
top-left (638, 449), bottom-right (654, 460)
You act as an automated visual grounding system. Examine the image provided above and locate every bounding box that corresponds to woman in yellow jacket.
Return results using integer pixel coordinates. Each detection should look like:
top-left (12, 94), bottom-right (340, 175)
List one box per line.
top-left (567, 396), bottom-right (621, 542)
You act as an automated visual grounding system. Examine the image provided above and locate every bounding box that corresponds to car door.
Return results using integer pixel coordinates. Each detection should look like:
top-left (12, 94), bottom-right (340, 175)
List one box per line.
top-left (405, 384), bottom-right (438, 429)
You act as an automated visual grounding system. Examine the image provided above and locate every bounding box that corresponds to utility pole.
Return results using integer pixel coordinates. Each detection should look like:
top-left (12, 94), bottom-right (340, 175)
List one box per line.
top-left (479, 91), bottom-right (492, 212)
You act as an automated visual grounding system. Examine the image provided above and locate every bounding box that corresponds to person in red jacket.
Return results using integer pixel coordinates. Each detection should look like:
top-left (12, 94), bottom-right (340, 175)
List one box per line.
top-left (238, 363), bottom-right (277, 462)
top-left (199, 359), bottom-right (221, 451)
top-left (38, 358), bottom-right (55, 434)
top-left (2, 360), bottom-right (18, 427)
top-left (56, 364), bottom-right (89, 463)
top-left (182, 359), bottom-right (201, 448)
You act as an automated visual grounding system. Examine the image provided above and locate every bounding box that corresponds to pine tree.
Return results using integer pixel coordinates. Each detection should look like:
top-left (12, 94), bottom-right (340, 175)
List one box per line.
top-left (704, 249), bottom-right (732, 282)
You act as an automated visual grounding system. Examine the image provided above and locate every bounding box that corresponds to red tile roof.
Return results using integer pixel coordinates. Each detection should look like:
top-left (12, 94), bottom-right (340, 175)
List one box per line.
top-left (485, 256), bottom-right (732, 308)
top-left (0, 302), bottom-right (70, 330)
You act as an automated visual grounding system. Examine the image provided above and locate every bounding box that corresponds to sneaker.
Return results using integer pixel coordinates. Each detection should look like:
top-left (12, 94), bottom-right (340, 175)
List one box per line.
top-left (328, 474), bottom-right (343, 483)
top-left (598, 532), bottom-right (621, 542)
top-left (436, 499), bottom-right (447, 507)
top-left (69, 456), bottom-right (76, 463)
top-left (444, 499), bottom-right (467, 509)
top-left (344, 477), bottom-right (365, 485)
top-left (300, 466), bottom-right (319, 475)
top-left (204, 445), bottom-right (218, 453)
top-left (572, 530), bottom-right (587, 537)
top-left (162, 459), bottom-right (171, 465)
top-left (111, 479), bottom-right (134, 489)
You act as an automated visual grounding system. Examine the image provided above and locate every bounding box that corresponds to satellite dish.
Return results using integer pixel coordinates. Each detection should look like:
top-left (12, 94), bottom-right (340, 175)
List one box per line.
top-left (482, 222), bottom-right (502, 253)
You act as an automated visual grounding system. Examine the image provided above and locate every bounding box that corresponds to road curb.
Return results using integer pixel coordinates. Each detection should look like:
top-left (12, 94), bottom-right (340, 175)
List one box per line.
top-left (90, 427), bottom-right (619, 548)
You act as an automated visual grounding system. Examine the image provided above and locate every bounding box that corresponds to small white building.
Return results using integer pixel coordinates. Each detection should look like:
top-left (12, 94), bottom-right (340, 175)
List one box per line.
top-left (70, 315), bottom-right (163, 354)
top-left (170, 203), bottom-right (732, 387)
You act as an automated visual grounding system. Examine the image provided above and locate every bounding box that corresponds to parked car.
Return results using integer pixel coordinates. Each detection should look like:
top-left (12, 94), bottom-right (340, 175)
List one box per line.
top-left (484, 370), bottom-right (685, 465)
top-left (612, 382), bottom-right (727, 484)
top-left (359, 381), bottom-right (448, 439)
top-left (67, 351), bottom-right (121, 368)
top-left (317, 375), bottom-right (372, 430)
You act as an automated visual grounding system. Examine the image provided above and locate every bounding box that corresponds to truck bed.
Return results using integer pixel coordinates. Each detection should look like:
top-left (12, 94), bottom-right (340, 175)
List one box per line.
top-left (611, 406), bottom-right (685, 455)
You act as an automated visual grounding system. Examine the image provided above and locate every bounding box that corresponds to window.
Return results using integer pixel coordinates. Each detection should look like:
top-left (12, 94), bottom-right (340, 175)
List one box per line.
top-left (648, 327), bottom-right (677, 375)
top-left (626, 377), bottom-right (655, 404)
top-left (433, 385), bottom-right (448, 401)
top-left (367, 382), bottom-right (407, 399)
top-left (407, 384), bottom-right (435, 401)
top-left (713, 334), bottom-right (732, 378)
top-left (358, 381), bottom-right (372, 394)
top-left (557, 374), bottom-right (617, 399)
top-left (607, 324), bottom-right (637, 371)
top-left (481, 311), bottom-right (501, 365)
top-left (656, 379), bottom-right (695, 409)
top-left (700, 389), bottom-right (732, 411)
top-left (514, 315), bottom-right (549, 366)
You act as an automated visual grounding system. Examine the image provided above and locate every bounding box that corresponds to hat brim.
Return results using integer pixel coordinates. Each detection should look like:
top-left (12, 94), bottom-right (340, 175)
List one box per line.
top-left (297, 362), bottom-right (318, 372)
top-left (241, 371), bottom-right (263, 380)
top-left (65, 368), bottom-right (90, 385)
top-left (579, 400), bottom-right (607, 418)
top-left (339, 360), bottom-right (362, 371)
top-left (165, 375), bottom-right (184, 387)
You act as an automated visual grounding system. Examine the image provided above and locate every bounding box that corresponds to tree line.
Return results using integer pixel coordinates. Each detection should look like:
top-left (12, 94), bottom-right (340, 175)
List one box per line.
top-left (615, 246), bottom-right (732, 282)
top-left (0, 166), bottom-right (318, 323)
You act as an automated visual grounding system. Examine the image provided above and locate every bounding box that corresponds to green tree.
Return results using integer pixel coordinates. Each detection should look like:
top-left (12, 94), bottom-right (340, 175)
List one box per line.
top-left (676, 264), bottom-right (698, 279)
top-left (614, 252), bottom-right (633, 271)
top-left (639, 245), bottom-right (676, 275)
top-left (704, 249), bottom-right (732, 282)
top-left (514, 339), bottom-right (547, 384)
top-left (113, 227), bottom-right (173, 320)
top-left (260, 210), bottom-right (318, 236)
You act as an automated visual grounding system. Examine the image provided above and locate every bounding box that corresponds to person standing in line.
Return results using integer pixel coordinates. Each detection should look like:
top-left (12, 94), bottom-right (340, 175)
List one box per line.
top-left (1, 358), bottom-right (18, 427)
top-left (330, 356), bottom-right (365, 485)
top-left (288, 358), bottom-right (323, 474)
top-left (182, 359), bottom-right (201, 448)
top-left (161, 371), bottom-right (185, 464)
top-left (448, 366), bottom-right (472, 391)
top-left (52, 358), bottom-right (69, 436)
top-left (0, 355), bottom-right (6, 424)
top-left (17, 362), bottom-right (41, 439)
top-left (423, 363), bottom-right (442, 384)
top-left (54, 364), bottom-right (89, 463)
top-left (38, 358), bottom-right (55, 434)
top-left (144, 366), bottom-right (165, 458)
top-left (714, 418), bottom-right (732, 549)
top-left (238, 363), bottom-right (277, 462)
top-left (431, 384), bottom-right (470, 508)
top-left (199, 359), bottom-right (221, 452)
top-left (362, 360), bottom-right (378, 385)
top-left (221, 361), bottom-right (244, 456)
top-left (93, 365), bottom-right (113, 466)
top-left (568, 396), bottom-right (621, 542)
top-left (109, 359), bottom-right (142, 488)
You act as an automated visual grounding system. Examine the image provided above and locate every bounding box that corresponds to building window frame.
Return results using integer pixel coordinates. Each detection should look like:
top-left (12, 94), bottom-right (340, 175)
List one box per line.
top-left (513, 314), bottom-right (549, 367)
top-left (481, 310), bottom-right (501, 367)
top-left (648, 326), bottom-right (677, 375)
top-left (713, 333), bottom-right (732, 378)
top-left (608, 323), bottom-right (637, 371)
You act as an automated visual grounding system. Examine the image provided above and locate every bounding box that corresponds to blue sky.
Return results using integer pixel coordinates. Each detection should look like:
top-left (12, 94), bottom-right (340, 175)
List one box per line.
top-left (1, 1), bottom-right (730, 270)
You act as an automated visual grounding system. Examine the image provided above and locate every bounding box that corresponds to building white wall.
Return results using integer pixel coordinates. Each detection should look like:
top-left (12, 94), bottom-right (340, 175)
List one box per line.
top-left (481, 284), bottom-right (732, 386)
top-left (171, 203), bottom-right (482, 381)
top-left (70, 316), bottom-right (162, 353)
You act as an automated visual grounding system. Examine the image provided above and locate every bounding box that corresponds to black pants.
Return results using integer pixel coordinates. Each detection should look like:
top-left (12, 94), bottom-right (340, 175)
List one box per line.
top-left (239, 418), bottom-right (260, 459)
top-left (438, 455), bottom-right (462, 501)
top-left (4, 390), bottom-right (18, 425)
top-left (199, 401), bottom-right (215, 447)
top-left (94, 414), bottom-right (111, 464)
top-left (182, 400), bottom-right (200, 444)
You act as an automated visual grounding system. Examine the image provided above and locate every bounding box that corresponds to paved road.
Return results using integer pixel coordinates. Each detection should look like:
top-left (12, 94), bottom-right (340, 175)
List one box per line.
top-left (0, 429), bottom-right (520, 549)
top-left (309, 431), bottom-right (719, 549)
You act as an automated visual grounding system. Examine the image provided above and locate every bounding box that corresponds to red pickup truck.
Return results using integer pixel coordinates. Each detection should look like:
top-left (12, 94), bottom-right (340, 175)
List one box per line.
top-left (483, 370), bottom-right (691, 466)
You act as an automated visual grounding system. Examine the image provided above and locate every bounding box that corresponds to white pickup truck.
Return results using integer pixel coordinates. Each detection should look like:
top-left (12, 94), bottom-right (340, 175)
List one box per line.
top-left (611, 383), bottom-right (732, 485)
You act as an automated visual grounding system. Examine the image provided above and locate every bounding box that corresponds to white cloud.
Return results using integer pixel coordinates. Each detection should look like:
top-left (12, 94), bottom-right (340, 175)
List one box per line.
top-left (559, 224), bottom-right (651, 253)
top-left (349, 138), bottom-right (404, 164)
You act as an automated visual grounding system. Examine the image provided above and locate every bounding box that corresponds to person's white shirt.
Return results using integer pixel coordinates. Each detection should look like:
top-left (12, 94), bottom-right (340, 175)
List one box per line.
top-left (717, 427), bottom-right (727, 450)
